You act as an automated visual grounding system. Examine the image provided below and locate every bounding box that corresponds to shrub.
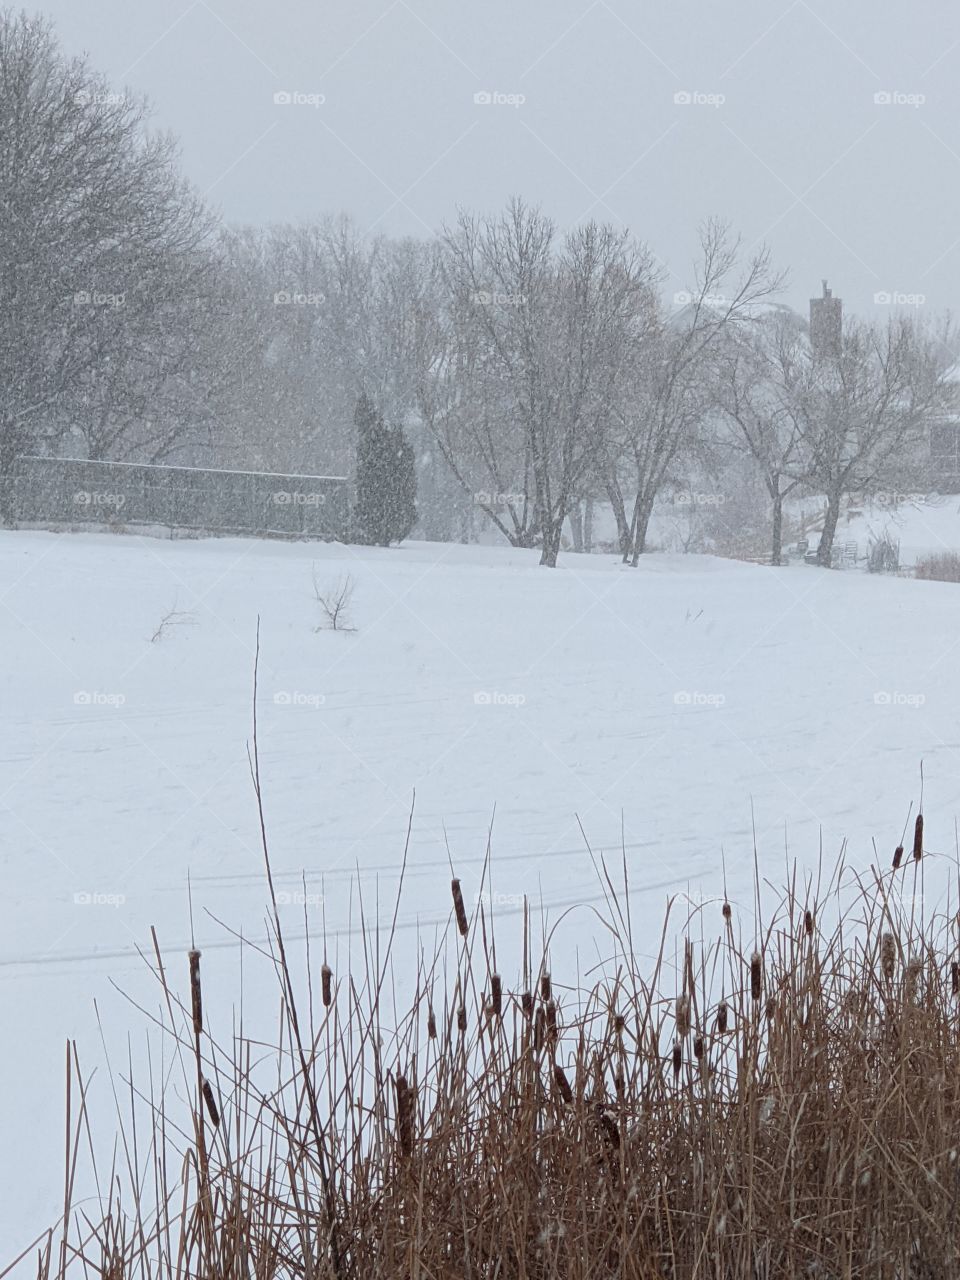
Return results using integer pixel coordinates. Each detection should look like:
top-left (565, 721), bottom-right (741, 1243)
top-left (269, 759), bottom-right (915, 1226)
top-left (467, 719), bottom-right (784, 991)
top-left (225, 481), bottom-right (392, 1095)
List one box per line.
top-left (915, 551), bottom-right (960, 581)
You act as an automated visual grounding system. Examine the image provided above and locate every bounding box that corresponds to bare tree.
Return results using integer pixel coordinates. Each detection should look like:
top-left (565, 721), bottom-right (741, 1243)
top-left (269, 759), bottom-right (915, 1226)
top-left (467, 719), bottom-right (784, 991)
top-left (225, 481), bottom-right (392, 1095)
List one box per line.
top-left (0, 13), bottom-right (215, 517)
top-left (790, 314), bottom-right (954, 566)
top-left (437, 200), bottom-right (659, 565)
top-left (716, 308), bottom-right (808, 564)
top-left (606, 221), bottom-right (784, 565)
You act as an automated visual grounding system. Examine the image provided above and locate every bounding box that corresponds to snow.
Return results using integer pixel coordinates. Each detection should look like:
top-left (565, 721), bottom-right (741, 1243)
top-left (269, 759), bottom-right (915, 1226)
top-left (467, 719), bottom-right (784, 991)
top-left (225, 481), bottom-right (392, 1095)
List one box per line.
top-left (3, 525), bottom-right (960, 1259)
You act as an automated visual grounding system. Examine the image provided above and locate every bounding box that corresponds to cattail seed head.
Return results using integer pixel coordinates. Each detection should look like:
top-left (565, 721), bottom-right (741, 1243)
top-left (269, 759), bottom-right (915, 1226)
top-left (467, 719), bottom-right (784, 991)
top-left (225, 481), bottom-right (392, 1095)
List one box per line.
top-left (804, 909), bottom-right (814, 936)
top-left (490, 973), bottom-right (502, 1018)
top-left (905, 957), bottom-right (922, 1003)
top-left (913, 814), bottom-right (924, 861)
top-left (521, 990), bottom-right (534, 1017)
top-left (395, 1074), bottom-right (414, 1157)
top-left (201, 1077), bottom-right (220, 1128)
top-left (672, 1040), bottom-right (682, 1078)
top-left (321, 963), bottom-right (333, 1008)
top-left (675, 994), bottom-right (691, 1038)
top-left (693, 1034), bottom-right (704, 1059)
top-left (750, 951), bottom-right (763, 1002)
top-left (427, 1006), bottom-right (437, 1039)
top-left (951, 962), bottom-right (959, 997)
top-left (546, 1000), bottom-right (558, 1047)
top-left (613, 1012), bottom-right (625, 1034)
top-left (457, 1005), bottom-right (467, 1033)
top-left (722, 901), bottom-right (732, 922)
top-left (881, 931), bottom-right (897, 980)
top-left (188, 949), bottom-right (203, 1038)
top-left (534, 1007), bottom-right (546, 1052)
top-left (765, 996), bottom-right (776, 1022)
top-left (451, 879), bottom-right (468, 937)
top-left (716, 1001), bottom-right (728, 1034)
top-left (540, 972), bottom-right (552, 1002)
top-left (554, 1064), bottom-right (573, 1104)
top-left (893, 845), bottom-right (904, 870)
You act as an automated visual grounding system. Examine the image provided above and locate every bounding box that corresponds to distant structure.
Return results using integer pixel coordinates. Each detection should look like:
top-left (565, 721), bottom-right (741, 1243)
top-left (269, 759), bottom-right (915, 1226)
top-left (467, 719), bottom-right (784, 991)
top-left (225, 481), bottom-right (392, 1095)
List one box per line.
top-left (809, 280), bottom-right (842, 358)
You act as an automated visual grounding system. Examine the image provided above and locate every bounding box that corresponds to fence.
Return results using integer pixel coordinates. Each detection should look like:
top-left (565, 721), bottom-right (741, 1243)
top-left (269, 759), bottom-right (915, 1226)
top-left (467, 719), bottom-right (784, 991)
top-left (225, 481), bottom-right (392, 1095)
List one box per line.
top-left (5, 456), bottom-right (350, 541)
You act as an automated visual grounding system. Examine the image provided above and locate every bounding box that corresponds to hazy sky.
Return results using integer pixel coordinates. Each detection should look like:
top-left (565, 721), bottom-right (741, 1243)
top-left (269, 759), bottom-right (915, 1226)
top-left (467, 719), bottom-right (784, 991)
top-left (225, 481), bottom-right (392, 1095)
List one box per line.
top-left (39, 0), bottom-right (960, 316)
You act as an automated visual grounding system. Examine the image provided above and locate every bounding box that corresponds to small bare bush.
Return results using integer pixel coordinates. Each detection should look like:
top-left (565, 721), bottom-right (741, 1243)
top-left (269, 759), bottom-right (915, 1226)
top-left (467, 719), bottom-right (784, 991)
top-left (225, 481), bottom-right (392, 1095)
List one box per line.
top-left (313, 568), bottom-right (356, 631)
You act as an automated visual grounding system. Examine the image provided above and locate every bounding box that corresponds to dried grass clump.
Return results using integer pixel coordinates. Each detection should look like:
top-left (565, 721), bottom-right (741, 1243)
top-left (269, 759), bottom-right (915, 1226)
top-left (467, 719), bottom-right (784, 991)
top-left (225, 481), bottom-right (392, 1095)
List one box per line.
top-left (23, 773), bottom-right (960, 1279)
top-left (915, 550), bottom-right (960, 581)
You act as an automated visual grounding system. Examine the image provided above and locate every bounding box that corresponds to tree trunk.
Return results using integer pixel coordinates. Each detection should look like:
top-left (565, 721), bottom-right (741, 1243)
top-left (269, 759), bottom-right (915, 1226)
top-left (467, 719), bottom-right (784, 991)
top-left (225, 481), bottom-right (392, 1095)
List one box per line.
top-left (583, 497), bottom-right (594, 554)
top-left (604, 477), bottom-right (632, 558)
top-left (771, 489), bottom-right (784, 567)
top-left (539, 520), bottom-right (562, 567)
top-left (816, 490), bottom-right (842, 567)
top-left (629, 493), bottom-right (656, 567)
top-left (568, 502), bottom-right (584, 553)
top-left (0, 427), bottom-right (19, 528)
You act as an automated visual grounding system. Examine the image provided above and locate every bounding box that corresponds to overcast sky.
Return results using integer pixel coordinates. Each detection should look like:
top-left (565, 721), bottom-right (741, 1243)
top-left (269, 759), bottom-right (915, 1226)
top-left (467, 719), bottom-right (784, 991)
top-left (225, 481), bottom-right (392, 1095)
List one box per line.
top-left (40, 0), bottom-right (960, 316)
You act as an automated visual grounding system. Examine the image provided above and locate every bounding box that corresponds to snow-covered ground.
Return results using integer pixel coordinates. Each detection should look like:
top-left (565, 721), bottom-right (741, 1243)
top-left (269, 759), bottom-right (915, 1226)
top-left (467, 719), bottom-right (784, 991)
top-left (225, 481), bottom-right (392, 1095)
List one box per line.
top-left (3, 523), bottom-right (960, 1259)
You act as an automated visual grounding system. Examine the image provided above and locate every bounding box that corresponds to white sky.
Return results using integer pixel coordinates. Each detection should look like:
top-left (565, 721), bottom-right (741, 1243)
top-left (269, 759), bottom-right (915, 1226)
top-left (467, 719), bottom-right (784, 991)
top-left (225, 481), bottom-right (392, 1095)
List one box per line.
top-left (42, 0), bottom-right (960, 316)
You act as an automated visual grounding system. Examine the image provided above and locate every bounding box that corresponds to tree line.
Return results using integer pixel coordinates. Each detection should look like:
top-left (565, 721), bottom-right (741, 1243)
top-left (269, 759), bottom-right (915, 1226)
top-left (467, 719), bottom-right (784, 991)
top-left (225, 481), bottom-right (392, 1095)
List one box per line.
top-left (2, 11), bottom-right (955, 564)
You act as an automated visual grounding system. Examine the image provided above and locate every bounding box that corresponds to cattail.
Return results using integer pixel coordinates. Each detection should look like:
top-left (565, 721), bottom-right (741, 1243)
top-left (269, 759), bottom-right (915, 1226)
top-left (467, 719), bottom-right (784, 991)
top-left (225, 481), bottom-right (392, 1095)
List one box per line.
top-left (613, 1012), bottom-right (625, 1034)
top-left (546, 1000), bottom-right (558, 1047)
top-left (804, 909), bottom-right (814, 936)
top-left (750, 951), bottom-right (763, 1002)
top-left (722, 901), bottom-right (732, 922)
top-left (490, 973), bottom-right (502, 1018)
top-left (596, 1104), bottom-right (620, 1149)
top-left (554, 1064), bottom-right (573, 1104)
top-left (321, 963), bottom-right (333, 1008)
top-left (913, 814), bottom-right (924, 861)
top-left (881, 931), bottom-right (897, 980)
top-left (893, 845), bottom-right (904, 870)
top-left (951, 962), bottom-right (959, 997)
top-left (540, 972), bottom-right (552, 1002)
top-left (716, 1001), bottom-right (728, 1034)
top-left (765, 996), bottom-right (776, 1022)
top-left (395, 1074), bottom-right (414, 1157)
top-left (614, 1070), bottom-right (625, 1097)
top-left (188, 949), bottom-right (203, 1038)
top-left (693, 1034), bottom-right (704, 1060)
top-left (457, 1005), bottom-right (467, 1033)
top-left (451, 879), bottom-right (468, 937)
top-left (201, 1077), bottom-right (220, 1128)
top-left (675, 994), bottom-right (691, 1038)
top-left (521, 990), bottom-right (534, 1017)
top-left (534, 1007), bottom-right (546, 1052)
top-left (427, 1007), bottom-right (437, 1039)
top-left (672, 1040), bottom-right (682, 1078)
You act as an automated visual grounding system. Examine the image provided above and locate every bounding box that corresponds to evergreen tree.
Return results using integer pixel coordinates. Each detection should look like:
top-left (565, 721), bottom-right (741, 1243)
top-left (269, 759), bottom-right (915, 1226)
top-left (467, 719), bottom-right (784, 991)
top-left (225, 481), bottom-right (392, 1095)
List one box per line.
top-left (353, 394), bottom-right (417, 545)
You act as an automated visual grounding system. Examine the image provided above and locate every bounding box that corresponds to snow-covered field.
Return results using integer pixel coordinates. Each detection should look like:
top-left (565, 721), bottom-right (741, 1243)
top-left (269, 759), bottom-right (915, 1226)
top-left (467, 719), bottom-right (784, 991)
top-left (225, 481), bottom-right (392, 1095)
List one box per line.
top-left (3, 524), bottom-right (960, 1258)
